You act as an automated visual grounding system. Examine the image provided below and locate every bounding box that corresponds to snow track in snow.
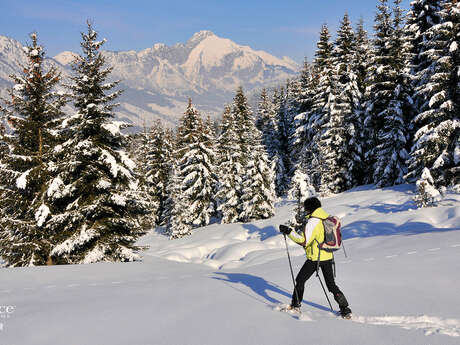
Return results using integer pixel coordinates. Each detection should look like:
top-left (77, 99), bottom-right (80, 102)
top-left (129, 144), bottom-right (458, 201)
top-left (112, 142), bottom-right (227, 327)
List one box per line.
top-left (353, 315), bottom-right (460, 337)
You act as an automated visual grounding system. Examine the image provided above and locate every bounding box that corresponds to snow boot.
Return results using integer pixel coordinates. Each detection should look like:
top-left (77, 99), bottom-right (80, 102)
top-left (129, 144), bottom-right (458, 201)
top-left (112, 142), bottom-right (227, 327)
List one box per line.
top-left (340, 307), bottom-right (352, 319)
top-left (280, 304), bottom-right (301, 313)
top-left (334, 292), bottom-right (351, 319)
top-left (287, 304), bottom-right (301, 313)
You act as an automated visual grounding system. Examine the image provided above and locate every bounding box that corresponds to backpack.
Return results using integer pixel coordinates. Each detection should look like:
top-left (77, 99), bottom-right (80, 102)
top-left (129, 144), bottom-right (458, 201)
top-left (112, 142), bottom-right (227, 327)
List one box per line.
top-left (312, 215), bottom-right (345, 276)
top-left (315, 215), bottom-right (342, 252)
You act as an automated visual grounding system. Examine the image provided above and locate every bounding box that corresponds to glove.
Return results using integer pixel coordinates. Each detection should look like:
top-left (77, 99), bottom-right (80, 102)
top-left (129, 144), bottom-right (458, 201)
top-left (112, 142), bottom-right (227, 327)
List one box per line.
top-left (279, 224), bottom-right (291, 235)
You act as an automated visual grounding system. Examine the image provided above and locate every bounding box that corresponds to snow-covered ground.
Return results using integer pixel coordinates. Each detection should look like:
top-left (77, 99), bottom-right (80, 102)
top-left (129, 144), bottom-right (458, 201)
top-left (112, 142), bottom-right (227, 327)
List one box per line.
top-left (1, 184), bottom-right (459, 345)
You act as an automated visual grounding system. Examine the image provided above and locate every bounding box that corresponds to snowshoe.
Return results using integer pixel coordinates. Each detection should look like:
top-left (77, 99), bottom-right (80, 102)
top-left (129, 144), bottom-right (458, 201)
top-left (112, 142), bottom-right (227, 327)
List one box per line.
top-left (341, 312), bottom-right (352, 320)
top-left (339, 307), bottom-right (352, 320)
top-left (277, 304), bottom-right (301, 314)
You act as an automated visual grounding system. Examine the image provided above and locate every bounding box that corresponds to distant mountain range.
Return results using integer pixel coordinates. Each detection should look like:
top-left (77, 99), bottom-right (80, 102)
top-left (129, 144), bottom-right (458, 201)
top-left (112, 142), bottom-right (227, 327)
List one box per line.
top-left (0, 31), bottom-right (299, 129)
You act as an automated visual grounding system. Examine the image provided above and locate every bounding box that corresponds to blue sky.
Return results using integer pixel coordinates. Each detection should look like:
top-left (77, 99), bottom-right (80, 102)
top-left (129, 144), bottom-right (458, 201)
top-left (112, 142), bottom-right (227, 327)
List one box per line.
top-left (1, 0), bottom-right (412, 63)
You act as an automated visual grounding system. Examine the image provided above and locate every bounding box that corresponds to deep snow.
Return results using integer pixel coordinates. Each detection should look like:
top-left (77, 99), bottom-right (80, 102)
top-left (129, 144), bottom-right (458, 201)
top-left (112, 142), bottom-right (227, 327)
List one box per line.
top-left (1, 184), bottom-right (459, 345)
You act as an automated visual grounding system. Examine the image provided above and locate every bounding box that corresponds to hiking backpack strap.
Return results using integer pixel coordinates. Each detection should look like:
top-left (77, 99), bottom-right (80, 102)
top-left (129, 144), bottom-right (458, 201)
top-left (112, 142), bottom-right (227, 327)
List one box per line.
top-left (315, 239), bottom-right (321, 276)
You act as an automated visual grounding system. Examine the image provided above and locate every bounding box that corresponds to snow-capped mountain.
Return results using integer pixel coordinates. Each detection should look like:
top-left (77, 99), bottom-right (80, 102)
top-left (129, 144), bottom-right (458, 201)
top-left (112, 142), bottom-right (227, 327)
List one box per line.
top-left (0, 31), bottom-right (299, 129)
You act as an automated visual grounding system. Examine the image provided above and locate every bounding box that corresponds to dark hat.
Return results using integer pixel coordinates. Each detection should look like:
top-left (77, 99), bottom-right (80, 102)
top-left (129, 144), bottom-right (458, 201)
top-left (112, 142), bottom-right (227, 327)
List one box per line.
top-left (303, 197), bottom-right (321, 214)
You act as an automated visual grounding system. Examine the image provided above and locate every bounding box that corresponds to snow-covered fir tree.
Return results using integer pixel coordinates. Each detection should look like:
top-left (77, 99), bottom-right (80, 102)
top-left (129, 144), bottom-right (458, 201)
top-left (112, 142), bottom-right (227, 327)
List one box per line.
top-left (167, 99), bottom-right (217, 235)
top-left (273, 86), bottom-right (291, 187)
top-left (255, 88), bottom-right (287, 197)
top-left (364, 0), bottom-right (393, 181)
top-left (158, 127), bottom-right (176, 224)
top-left (298, 58), bottom-right (318, 115)
top-left (281, 79), bottom-right (302, 192)
top-left (406, 0), bottom-right (444, 141)
top-left (144, 120), bottom-right (173, 225)
top-left (233, 86), bottom-right (256, 167)
top-left (239, 142), bottom-right (276, 221)
top-left (203, 114), bottom-right (219, 213)
top-left (365, 0), bottom-right (412, 187)
top-left (290, 60), bottom-right (314, 157)
top-left (413, 167), bottom-right (442, 207)
top-left (353, 18), bottom-right (372, 101)
top-left (290, 59), bottom-right (318, 185)
top-left (44, 23), bottom-right (146, 264)
top-left (351, 18), bottom-right (371, 185)
top-left (232, 87), bottom-right (275, 221)
top-left (216, 105), bottom-right (243, 223)
top-left (124, 123), bottom-right (160, 231)
top-left (320, 13), bottom-right (361, 193)
top-left (0, 33), bottom-right (67, 266)
top-left (309, 24), bottom-right (336, 190)
top-left (255, 89), bottom-right (273, 135)
top-left (407, 0), bottom-right (460, 189)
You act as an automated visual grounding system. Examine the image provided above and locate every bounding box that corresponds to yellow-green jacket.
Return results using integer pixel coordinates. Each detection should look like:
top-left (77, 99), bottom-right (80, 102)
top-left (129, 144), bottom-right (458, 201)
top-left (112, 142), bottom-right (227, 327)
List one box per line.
top-left (288, 207), bottom-right (333, 261)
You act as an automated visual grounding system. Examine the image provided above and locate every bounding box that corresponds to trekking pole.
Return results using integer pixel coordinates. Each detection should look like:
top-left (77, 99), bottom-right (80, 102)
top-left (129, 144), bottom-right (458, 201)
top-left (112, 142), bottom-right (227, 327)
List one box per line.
top-left (342, 240), bottom-right (348, 258)
top-left (316, 274), bottom-right (334, 312)
top-left (283, 234), bottom-right (300, 306)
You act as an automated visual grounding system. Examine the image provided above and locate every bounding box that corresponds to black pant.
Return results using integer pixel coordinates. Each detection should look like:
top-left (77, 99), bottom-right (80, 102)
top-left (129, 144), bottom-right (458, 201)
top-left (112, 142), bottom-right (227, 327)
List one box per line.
top-left (291, 259), bottom-right (349, 310)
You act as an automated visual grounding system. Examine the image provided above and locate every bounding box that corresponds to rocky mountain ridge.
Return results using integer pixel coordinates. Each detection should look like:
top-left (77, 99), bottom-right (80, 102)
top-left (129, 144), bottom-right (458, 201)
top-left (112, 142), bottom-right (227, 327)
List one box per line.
top-left (1, 31), bottom-right (299, 129)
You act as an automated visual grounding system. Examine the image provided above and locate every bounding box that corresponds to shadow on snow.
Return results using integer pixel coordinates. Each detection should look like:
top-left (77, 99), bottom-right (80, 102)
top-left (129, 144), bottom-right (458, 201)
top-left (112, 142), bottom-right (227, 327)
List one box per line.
top-left (212, 272), bottom-right (331, 312)
top-left (342, 220), bottom-right (459, 240)
top-left (241, 218), bottom-right (459, 243)
top-left (243, 224), bottom-right (278, 241)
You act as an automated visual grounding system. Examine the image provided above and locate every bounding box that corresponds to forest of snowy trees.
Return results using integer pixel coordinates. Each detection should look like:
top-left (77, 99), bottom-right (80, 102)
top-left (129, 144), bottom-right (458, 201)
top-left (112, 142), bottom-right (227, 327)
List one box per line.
top-left (0, 0), bottom-right (459, 266)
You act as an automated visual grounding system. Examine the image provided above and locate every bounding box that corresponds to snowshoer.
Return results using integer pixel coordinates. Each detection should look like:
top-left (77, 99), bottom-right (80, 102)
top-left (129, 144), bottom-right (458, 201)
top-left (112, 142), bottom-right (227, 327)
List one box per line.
top-left (279, 197), bottom-right (352, 318)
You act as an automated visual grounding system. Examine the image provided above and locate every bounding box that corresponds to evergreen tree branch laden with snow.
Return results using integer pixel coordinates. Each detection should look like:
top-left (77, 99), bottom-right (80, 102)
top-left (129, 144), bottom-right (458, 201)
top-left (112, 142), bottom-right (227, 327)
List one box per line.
top-left (407, 0), bottom-right (460, 189)
top-left (166, 99), bottom-right (217, 238)
top-left (365, 0), bottom-right (413, 187)
top-left (232, 87), bottom-right (276, 222)
top-left (0, 33), bottom-right (67, 267)
top-left (216, 105), bottom-right (242, 224)
top-left (43, 22), bottom-right (147, 264)
top-left (413, 167), bottom-right (442, 207)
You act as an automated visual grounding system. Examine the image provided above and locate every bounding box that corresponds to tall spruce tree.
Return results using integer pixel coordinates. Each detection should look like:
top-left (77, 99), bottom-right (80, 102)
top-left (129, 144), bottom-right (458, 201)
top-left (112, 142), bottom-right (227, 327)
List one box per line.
top-left (290, 59), bottom-right (318, 190)
top-left (365, 0), bottom-right (411, 187)
top-left (156, 126), bottom-right (175, 225)
top-left (239, 142), bottom-right (276, 221)
top-left (0, 33), bottom-right (67, 266)
top-left (256, 88), bottom-right (287, 197)
top-left (291, 59), bottom-right (315, 157)
top-left (354, 18), bottom-right (372, 100)
top-left (126, 123), bottom-right (159, 231)
top-left (144, 120), bottom-right (172, 225)
top-left (44, 22), bottom-right (146, 264)
top-left (282, 79), bottom-right (302, 193)
top-left (351, 18), bottom-right (371, 185)
top-left (310, 24), bottom-right (335, 190)
top-left (364, 0), bottom-right (394, 182)
top-left (216, 105), bottom-right (242, 223)
top-left (168, 99), bottom-right (217, 233)
top-left (233, 86), bottom-right (255, 167)
top-left (232, 87), bottom-right (275, 221)
top-left (408, 0), bottom-right (460, 188)
top-left (320, 13), bottom-right (361, 193)
top-left (406, 0), bottom-right (444, 141)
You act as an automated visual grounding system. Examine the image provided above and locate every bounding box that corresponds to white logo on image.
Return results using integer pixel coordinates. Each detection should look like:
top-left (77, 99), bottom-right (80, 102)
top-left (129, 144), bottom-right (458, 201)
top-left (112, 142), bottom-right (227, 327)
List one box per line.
top-left (0, 305), bottom-right (15, 319)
